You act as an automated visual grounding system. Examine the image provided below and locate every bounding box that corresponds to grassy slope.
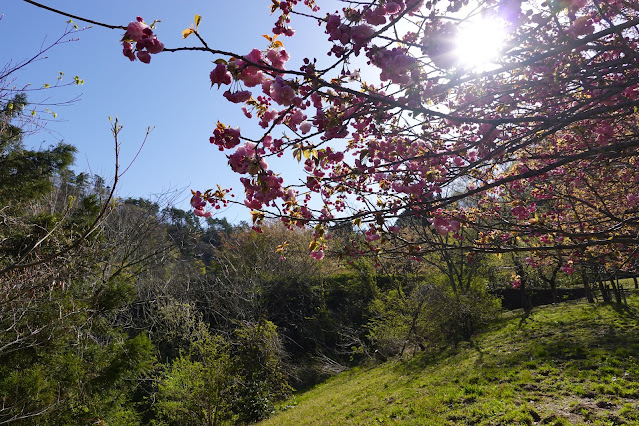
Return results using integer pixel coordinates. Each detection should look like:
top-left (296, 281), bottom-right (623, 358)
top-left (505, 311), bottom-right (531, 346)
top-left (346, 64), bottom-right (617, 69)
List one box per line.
top-left (262, 294), bottom-right (639, 425)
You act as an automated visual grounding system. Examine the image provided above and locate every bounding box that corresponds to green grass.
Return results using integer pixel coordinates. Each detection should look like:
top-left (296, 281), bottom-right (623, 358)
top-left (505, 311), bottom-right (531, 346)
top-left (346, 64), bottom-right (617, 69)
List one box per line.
top-left (261, 293), bottom-right (639, 425)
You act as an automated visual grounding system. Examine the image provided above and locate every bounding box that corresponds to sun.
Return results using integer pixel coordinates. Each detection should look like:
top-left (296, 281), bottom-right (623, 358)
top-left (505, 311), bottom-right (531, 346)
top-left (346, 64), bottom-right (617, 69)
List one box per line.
top-left (454, 18), bottom-right (507, 70)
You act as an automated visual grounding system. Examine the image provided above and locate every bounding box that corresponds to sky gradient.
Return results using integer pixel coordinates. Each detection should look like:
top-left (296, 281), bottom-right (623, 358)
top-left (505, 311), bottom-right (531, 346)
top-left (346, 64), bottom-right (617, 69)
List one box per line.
top-left (2, 0), bottom-right (338, 222)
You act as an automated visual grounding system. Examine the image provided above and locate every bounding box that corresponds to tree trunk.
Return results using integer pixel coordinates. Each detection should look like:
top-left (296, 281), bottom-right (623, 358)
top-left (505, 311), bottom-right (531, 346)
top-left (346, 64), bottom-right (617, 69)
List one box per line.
top-left (515, 261), bottom-right (532, 313)
top-left (598, 278), bottom-right (611, 303)
top-left (581, 269), bottom-right (594, 303)
top-left (609, 278), bottom-right (622, 305)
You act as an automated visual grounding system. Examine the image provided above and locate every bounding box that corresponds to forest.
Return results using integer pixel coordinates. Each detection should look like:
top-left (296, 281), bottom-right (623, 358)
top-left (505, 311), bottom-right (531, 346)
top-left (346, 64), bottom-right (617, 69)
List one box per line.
top-left (3, 0), bottom-right (639, 424)
top-left (0, 100), bottom-right (501, 423)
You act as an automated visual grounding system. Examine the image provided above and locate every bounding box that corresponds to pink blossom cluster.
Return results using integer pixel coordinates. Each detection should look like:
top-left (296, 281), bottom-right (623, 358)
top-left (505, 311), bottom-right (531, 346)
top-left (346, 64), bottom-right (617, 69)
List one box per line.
top-left (430, 215), bottom-right (461, 236)
top-left (241, 171), bottom-right (285, 209)
top-left (271, 0), bottom-right (319, 36)
top-left (234, 49), bottom-right (267, 87)
top-left (210, 48), bottom-right (295, 111)
top-left (190, 191), bottom-right (211, 218)
top-left (224, 90), bottom-right (252, 103)
top-left (228, 142), bottom-right (268, 175)
top-left (363, 0), bottom-right (417, 24)
top-left (259, 109), bottom-right (279, 129)
top-left (266, 48), bottom-right (291, 70)
top-left (325, 15), bottom-right (375, 54)
top-left (364, 0), bottom-right (406, 25)
top-left (369, 47), bottom-right (417, 84)
top-left (287, 108), bottom-right (307, 131)
top-left (190, 187), bottom-right (232, 217)
top-left (210, 63), bottom-right (233, 87)
top-left (122, 17), bottom-right (164, 64)
top-left (209, 125), bottom-right (241, 151)
top-left (310, 248), bottom-right (325, 260)
top-left (150, 0), bottom-right (639, 268)
top-left (365, 226), bottom-right (381, 242)
top-left (511, 202), bottom-right (536, 220)
top-left (263, 76), bottom-right (297, 106)
top-left (567, 16), bottom-right (594, 36)
top-left (299, 121), bottom-right (312, 134)
top-left (420, 21), bottom-right (457, 69)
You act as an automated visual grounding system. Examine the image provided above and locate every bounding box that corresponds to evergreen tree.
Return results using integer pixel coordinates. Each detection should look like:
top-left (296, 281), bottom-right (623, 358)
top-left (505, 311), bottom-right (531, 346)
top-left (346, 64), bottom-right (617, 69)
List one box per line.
top-left (0, 94), bottom-right (75, 205)
top-left (0, 94), bottom-right (155, 425)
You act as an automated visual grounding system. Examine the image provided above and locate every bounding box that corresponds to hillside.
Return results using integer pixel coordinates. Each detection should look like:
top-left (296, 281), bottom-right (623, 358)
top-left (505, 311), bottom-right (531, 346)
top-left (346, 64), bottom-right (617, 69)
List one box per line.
top-left (262, 295), bottom-right (639, 425)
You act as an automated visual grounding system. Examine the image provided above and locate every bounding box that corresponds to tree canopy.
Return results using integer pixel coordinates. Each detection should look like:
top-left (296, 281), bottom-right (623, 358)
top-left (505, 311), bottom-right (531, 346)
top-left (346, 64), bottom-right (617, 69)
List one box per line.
top-left (21, 1), bottom-right (639, 279)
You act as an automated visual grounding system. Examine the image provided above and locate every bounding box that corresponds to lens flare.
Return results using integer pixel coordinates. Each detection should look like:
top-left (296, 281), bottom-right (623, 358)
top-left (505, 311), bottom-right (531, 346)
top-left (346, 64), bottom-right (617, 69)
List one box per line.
top-left (454, 18), bottom-right (507, 70)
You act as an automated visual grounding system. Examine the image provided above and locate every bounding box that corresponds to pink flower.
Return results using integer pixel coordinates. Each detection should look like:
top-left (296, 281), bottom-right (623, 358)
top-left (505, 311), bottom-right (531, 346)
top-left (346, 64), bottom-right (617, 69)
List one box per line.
top-left (266, 48), bottom-right (290, 70)
top-left (194, 208), bottom-right (213, 218)
top-left (385, 1), bottom-right (404, 14)
top-left (372, 48), bottom-right (416, 84)
top-left (137, 37), bottom-right (164, 54)
top-left (287, 109), bottom-right (306, 129)
top-left (239, 69), bottom-right (265, 87)
top-left (365, 227), bottom-right (381, 242)
top-left (210, 125), bottom-right (241, 150)
top-left (299, 122), bottom-right (312, 134)
top-left (311, 249), bottom-right (325, 260)
top-left (191, 192), bottom-right (206, 209)
top-left (258, 109), bottom-right (278, 129)
top-left (364, 8), bottom-right (387, 25)
top-left (245, 48), bottom-right (262, 63)
top-left (122, 17), bottom-right (163, 64)
top-left (122, 42), bottom-right (135, 61)
top-left (350, 24), bottom-right (375, 46)
top-left (229, 142), bottom-right (268, 175)
top-left (136, 51), bottom-right (151, 64)
top-left (210, 63), bottom-right (233, 87)
top-left (223, 90), bottom-right (252, 103)
top-left (430, 215), bottom-right (458, 235)
top-left (228, 142), bottom-right (256, 174)
top-left (127, 18), bottom-right (148, 42)
top-left (268, 76), bottom-right (296, 106)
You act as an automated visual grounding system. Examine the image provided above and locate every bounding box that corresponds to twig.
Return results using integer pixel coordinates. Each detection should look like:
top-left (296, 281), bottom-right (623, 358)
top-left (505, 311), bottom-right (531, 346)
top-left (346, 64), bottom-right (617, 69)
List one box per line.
top-left (21, 0), bottom-right (126, 30)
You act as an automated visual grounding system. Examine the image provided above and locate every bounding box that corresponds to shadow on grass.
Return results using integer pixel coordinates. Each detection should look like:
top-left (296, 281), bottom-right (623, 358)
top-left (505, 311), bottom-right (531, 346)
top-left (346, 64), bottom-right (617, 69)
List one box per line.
top-left (608, 301), bottom-right (639, 318)
top-left (390, 298), bottom-right (639, 378)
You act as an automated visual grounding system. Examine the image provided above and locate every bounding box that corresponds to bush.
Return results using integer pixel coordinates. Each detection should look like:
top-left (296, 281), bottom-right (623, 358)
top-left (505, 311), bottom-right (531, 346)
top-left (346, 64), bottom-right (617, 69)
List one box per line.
top-left (153, 319), bottom-right (290, 425)
top-left (153, 335), bottom-right (232, 425)
top-left (367, 275), bottom-right (500, 357)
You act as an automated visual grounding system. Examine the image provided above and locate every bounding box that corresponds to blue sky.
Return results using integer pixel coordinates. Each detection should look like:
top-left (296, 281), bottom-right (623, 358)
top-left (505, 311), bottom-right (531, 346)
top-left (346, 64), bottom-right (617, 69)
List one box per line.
top-left (2, 0), bottom-right (339, 223)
